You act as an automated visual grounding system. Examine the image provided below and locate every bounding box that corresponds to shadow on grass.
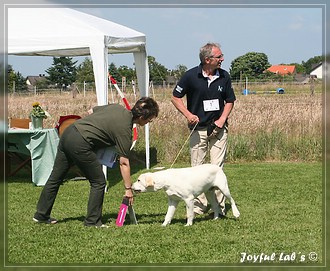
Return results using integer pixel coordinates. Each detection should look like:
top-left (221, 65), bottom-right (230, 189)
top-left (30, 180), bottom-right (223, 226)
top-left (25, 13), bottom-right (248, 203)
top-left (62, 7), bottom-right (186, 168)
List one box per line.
top-left (57, 215), bottom-right (86, 224)
top-left (126, 213), bottom-right (235, 226)
top-left (102, 206), bottom-right (237, 226)
top-left (6, 175), bottom-right (32, 184)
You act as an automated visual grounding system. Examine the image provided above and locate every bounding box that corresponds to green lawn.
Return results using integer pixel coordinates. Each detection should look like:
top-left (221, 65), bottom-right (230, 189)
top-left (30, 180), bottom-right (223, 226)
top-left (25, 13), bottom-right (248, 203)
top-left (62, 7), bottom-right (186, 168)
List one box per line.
top-left (5, 162), bottom-right (324, 269)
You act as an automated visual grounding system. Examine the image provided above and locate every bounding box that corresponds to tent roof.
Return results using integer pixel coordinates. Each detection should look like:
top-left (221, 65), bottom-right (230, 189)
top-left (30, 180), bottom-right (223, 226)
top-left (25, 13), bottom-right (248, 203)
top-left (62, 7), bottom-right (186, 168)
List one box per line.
top-left (8, 8), bottom-right (146, 56)
top-left (8, 7), bottom-right (151, 168)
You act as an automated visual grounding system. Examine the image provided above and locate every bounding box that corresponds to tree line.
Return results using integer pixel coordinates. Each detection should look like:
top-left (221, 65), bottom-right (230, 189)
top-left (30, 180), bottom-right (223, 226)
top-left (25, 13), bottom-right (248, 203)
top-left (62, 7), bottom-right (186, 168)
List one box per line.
top-left (7, 52), bottom-right (322, 93)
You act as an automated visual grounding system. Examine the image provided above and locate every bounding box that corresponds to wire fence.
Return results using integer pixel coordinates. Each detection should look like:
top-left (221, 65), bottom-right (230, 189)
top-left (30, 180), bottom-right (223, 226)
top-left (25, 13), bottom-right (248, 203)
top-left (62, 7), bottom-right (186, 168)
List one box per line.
top-left (8, 77), bottom-right (322, 98)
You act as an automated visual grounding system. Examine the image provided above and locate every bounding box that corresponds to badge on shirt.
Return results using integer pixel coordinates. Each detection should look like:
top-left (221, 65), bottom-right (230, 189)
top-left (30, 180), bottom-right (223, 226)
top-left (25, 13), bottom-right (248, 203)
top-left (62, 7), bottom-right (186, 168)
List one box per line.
top-left (203, 99), bottom-right (220, 112)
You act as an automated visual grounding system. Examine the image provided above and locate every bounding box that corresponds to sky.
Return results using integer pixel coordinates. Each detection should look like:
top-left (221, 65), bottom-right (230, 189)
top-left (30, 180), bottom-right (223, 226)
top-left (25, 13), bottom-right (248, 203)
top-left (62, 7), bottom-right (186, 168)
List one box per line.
top-left (7, 4), bottom-right (324, 77)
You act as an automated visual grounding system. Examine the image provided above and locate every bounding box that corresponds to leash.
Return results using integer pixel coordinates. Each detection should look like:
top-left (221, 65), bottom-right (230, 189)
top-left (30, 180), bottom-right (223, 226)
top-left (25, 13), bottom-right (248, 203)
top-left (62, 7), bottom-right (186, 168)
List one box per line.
top-left (109, 75), bottom-right (138, 150)
top-left (170, 122), bottom-right (198, 169)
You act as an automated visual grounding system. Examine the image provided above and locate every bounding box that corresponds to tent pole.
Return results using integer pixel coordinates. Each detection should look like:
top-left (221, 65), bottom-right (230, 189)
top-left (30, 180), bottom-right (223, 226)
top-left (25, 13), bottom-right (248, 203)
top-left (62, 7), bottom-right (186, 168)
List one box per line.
top-left (145, 124), bottom-right (150, 169)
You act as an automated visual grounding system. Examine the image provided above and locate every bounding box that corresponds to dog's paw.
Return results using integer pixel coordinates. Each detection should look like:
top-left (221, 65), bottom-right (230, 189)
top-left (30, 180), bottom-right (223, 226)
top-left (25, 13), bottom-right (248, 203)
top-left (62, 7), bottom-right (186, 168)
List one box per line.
top-left (162, 221), bottom-right (170, 227)
top-left (184, 223), bottom-right (193, 227)
top-left (233, 211), bottom-right (240, 219)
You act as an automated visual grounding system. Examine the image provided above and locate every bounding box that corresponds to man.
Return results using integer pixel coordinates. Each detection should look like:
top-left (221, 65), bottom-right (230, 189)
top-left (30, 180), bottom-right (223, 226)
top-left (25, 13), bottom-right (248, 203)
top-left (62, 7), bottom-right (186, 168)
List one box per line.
top-left (171, 42), bottom-right (236, 215)
top-left (33, 97), bottom-right (159, 227)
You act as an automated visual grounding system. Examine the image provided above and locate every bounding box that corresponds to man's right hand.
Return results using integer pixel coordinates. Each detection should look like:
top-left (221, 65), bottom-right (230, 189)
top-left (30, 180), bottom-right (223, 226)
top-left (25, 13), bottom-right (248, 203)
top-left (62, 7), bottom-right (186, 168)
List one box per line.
top-left (187, 114), bottom-right (199, 126)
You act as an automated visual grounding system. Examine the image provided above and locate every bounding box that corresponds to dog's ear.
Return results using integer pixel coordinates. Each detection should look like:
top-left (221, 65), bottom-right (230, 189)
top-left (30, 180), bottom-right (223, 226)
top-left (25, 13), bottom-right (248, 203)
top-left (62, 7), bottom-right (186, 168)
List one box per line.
top-left (145, 174), bottom-right (154, 187)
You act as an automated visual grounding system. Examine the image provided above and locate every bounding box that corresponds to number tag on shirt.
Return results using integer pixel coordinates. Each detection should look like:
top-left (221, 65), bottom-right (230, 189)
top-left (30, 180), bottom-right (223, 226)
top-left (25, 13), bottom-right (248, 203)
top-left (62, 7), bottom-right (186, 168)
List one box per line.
top-left (203, 99), bottom-right (219, 112)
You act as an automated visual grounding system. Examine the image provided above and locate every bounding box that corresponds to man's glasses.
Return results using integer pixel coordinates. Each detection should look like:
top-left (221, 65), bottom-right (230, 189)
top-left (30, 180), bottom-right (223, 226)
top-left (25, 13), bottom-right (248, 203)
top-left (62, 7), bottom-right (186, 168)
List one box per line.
top-left (209, 54), bottom-right (224, 59)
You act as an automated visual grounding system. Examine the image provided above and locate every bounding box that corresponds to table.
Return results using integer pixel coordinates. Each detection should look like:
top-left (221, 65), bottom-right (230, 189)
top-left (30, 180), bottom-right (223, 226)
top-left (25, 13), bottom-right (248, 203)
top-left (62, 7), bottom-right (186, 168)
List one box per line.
top-left (7, 128), bottom-right (59, 186)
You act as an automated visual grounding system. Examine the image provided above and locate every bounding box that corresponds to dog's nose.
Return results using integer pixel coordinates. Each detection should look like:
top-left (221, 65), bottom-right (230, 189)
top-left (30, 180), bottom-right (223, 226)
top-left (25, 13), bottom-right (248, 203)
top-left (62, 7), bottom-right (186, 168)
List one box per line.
top-left (132, 188), bottom-right (141, 193)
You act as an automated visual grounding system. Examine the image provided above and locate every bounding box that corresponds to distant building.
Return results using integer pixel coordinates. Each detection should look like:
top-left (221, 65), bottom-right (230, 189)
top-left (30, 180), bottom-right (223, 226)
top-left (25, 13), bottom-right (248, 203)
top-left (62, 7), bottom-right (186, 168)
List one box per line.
top-left (309, 62), bottom-right (323, 79)
top-left (294, 73), bottom-right (309, 84)
top-left (266, 65), bottom-right (296, 75)
top-left (26, 74), bottom-right (47, 91)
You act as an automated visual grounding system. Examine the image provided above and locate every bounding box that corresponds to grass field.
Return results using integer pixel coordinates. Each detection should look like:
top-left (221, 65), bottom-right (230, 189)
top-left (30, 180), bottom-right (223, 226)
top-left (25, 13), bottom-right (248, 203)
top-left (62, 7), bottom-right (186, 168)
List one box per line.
top-left (5, 84), bottom-right (325, 269)
top-left (5, 162), bottom-right (323, 268)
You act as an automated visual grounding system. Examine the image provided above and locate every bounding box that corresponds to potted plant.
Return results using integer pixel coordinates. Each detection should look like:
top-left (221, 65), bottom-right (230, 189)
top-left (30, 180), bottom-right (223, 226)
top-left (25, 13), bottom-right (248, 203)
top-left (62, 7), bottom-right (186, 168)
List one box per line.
top-left (29, 102), bottom-right (49, 129)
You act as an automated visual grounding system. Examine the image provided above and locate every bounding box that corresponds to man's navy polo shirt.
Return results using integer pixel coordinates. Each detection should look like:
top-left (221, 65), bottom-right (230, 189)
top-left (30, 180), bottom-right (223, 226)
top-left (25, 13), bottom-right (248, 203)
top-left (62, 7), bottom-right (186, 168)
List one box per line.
top-left (173, 64), bottom-right (236, 129)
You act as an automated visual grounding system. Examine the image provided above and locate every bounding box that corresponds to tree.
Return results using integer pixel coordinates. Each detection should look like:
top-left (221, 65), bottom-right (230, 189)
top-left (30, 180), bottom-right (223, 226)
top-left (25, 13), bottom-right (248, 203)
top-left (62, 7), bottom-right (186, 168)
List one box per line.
top-left (76, 57), bottom-right (94, 83)
top-left (148, 56), bottom-right (168, 84)
top-left (8, 65), bottom-right (27, 93)
top-left (302, 56), bottom-right (323, 74)
top-left (117, 65), bottom-right (136, 83)
top-left (8, 65), bottom-right (16, 92)
top-left (229, 52), bottom-right (271, 80)
top-left (108, 62), bottom-right (121, 81)
top-left (46, 57), bottom-right (77, 90)
top-left (172, 64), bottom-right (188, 80)
top-left (287, 63), bottom-right (305, 74)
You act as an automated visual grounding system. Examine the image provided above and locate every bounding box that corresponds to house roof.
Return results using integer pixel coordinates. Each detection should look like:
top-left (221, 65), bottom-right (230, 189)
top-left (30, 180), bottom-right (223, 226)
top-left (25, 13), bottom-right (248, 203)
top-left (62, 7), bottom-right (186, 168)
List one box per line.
top-left (26, 75), bottom-right (47, 86)
top-left (310, 62), bottom-right (322, 72)
top-left (266, 65), bottom-right (296, 75)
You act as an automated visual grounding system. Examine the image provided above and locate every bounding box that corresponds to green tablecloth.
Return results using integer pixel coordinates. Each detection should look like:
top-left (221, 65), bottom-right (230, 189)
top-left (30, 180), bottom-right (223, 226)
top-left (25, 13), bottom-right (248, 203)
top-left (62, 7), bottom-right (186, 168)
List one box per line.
top-left (8, 128), bottom-right (59, 186)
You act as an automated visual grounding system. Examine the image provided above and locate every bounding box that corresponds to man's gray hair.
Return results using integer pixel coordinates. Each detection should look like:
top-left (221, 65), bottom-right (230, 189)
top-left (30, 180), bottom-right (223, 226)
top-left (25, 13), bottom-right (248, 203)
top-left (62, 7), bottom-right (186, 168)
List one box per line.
top-left (199, 42), bottom-right (221, 64)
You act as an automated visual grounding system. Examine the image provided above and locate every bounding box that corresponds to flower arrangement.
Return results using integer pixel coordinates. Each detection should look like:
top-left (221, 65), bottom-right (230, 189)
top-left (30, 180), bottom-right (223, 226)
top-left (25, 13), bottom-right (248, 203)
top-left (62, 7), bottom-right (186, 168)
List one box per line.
top-left (30, 102), bottom-right (49, 119)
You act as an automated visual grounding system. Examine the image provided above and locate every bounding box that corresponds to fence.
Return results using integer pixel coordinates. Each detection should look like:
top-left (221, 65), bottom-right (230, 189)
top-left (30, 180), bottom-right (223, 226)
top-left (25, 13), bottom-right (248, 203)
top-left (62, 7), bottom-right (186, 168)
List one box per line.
top-left (8, 77), bottom-right (321, 98)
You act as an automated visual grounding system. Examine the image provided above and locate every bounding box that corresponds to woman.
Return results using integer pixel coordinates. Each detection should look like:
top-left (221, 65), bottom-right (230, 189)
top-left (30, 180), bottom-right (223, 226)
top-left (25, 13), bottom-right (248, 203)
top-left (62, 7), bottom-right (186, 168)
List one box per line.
top-left (33, 97), bottom-right (159, 227)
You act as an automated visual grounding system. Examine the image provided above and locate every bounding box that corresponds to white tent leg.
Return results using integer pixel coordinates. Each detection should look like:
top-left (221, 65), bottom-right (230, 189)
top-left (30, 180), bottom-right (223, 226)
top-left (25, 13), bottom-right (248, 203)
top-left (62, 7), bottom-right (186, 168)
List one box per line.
top-left (145, 124), bottom-right (150, 169)
top-left (90, 45), bottom-right (109, 181)
top-left (134, 51), bottom-right (150, 169)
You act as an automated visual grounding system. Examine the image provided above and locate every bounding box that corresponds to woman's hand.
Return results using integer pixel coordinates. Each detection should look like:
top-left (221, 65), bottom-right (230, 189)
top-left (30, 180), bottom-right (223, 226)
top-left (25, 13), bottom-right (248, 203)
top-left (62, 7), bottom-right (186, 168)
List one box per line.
top-left (125, 188), bottom-right (134, 205)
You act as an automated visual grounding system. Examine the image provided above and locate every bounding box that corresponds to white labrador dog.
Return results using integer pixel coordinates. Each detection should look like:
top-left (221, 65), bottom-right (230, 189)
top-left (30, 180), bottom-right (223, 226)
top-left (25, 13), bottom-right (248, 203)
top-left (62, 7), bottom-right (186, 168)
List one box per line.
top-left (132, 164), bottom-right (240, 226)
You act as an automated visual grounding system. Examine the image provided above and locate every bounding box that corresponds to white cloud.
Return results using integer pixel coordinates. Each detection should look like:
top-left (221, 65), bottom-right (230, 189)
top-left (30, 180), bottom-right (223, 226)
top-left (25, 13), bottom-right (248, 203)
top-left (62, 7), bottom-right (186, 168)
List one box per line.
top-left (288, 15), bottom-right (305, 30)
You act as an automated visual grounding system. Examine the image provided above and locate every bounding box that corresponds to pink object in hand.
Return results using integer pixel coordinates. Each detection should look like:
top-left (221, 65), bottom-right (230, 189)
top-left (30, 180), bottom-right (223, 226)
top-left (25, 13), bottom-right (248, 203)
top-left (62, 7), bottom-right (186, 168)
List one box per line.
top-left (116, 197), bottom-right (129, 227)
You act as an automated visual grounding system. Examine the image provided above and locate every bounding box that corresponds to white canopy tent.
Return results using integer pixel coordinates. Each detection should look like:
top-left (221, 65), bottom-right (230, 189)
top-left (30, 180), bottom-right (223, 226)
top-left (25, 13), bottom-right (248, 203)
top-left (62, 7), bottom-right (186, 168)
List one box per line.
top-left (7, 7), bottom-right (151, 168)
